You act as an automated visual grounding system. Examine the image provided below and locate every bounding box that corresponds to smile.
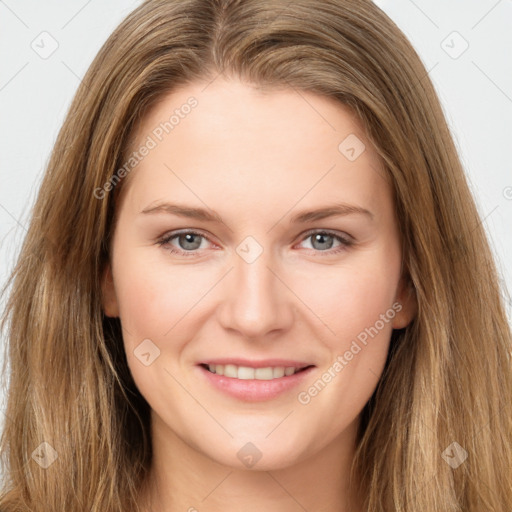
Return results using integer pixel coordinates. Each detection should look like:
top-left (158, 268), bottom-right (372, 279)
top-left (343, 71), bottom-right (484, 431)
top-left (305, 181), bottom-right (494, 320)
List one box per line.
top-left (203, 363), bottom-right (310, 380)
top-left (197, 362), bottom-right (316, 401)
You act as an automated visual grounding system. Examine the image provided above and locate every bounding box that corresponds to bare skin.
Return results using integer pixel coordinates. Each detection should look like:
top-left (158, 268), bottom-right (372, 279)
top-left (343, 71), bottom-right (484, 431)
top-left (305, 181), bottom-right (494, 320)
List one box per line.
top-left (101, 77), bottom-right (416, 512)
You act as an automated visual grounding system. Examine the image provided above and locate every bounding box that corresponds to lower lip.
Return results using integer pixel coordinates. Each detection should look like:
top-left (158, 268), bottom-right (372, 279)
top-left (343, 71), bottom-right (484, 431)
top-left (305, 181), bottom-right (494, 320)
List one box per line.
top-left (197, 365), bottom-right (315, 402)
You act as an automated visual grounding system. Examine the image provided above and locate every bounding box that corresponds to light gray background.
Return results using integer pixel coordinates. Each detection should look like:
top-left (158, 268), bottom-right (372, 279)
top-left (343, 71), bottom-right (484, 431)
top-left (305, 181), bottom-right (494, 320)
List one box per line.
top-left (1, 1), bottom-right (511, 434)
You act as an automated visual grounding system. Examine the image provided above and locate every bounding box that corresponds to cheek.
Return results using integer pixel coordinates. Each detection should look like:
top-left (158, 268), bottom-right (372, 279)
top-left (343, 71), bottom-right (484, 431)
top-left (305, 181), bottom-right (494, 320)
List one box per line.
top-left (112, 248), bottom-right (207, 337)
top-left (111, 250), bottom-right (197, 401)
top-left (291, 250), bottom-right (401, 404)
top-left (113, 266), bottom-right (169, 337)
top-left (292, 270), bottom-right (397, 432)
top-left (294, 260), bottom-right (400, 342)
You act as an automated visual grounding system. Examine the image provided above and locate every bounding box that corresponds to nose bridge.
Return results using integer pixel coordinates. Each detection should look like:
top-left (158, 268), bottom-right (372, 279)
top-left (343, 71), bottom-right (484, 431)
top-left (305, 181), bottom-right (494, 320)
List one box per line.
top-left (218, 238), bottom-right (293, 337)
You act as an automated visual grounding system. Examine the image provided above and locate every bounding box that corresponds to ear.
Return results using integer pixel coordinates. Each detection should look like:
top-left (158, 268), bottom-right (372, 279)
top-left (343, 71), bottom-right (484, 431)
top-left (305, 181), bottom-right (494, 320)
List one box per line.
top-left (101, 263), bottom-right (119, 318)
top-left (391, 273), bottom-right (417, 329)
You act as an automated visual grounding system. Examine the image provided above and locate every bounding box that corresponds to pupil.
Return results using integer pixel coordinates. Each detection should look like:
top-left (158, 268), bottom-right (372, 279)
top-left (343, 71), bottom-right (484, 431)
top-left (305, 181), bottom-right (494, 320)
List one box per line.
top-left (312, 233), bottom-right (333, 250)
top-left (180, 233), bottom-right (201, 250)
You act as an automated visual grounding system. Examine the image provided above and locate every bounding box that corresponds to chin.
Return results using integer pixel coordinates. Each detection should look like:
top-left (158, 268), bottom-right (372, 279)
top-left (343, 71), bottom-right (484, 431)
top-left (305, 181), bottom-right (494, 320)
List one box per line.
top-left (202, 437), bottom-right (309, 472)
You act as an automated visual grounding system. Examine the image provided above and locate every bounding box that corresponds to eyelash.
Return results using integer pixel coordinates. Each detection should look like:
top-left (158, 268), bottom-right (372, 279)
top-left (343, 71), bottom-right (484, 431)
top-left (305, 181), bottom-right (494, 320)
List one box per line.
top-left (156, 229), bottom-right (354, 257)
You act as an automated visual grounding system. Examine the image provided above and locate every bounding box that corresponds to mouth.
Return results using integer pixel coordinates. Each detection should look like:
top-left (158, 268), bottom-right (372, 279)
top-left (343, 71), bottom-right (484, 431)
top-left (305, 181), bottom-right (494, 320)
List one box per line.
top-left (199, 363), bottom-right (314, 380)
top-left (197, 361), bottom-right (316, 401)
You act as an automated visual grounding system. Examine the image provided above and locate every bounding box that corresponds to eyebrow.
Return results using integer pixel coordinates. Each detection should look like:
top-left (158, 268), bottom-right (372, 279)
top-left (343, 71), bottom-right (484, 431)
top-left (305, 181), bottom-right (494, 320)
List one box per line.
top-left (140, 202), bottom-right (374, 223)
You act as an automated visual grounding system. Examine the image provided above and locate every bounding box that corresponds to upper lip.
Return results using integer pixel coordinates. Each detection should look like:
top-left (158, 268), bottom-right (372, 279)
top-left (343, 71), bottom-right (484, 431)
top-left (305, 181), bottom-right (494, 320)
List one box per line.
top-left (199, 358), bottom-right (315, 369)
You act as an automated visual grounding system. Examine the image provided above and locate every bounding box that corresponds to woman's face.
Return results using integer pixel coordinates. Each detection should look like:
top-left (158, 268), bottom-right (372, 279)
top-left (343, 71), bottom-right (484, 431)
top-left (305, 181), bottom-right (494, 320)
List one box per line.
top-left (102, 78), bottom-right (415, 470)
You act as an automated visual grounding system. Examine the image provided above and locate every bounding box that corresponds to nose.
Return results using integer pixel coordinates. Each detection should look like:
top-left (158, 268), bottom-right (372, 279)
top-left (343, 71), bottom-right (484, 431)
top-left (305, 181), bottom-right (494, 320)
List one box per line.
top-left (217, 246), bottom-right (295, 340)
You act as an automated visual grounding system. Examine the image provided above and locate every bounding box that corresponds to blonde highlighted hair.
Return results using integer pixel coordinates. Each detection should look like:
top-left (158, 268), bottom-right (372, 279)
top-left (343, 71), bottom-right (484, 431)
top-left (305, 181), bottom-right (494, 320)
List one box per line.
top-left (1, 0), bottom-right (511, 510)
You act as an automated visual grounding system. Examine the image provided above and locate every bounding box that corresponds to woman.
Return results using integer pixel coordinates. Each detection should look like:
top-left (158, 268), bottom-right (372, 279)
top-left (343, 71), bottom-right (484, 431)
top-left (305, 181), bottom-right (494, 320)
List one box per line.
top-left (1, 0), bottom-right (511, 510)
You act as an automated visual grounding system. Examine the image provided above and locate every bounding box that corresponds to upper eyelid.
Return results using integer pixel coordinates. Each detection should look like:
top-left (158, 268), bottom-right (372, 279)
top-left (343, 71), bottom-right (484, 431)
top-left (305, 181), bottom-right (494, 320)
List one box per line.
top-left (160, 229), bottom-right (217, 245)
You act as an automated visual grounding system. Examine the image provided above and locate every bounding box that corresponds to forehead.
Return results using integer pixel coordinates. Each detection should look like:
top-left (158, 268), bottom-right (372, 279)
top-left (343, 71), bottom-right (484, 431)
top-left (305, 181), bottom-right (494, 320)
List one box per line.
top-left (116, 78), bottom-right (390, 219)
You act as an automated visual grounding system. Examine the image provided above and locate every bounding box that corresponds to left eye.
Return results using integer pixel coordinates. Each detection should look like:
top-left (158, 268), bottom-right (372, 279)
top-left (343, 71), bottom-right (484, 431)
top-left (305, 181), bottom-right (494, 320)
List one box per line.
top-left (158, 231), bottom-right (209, 255)
top-left (157, 229), bottom-right (353, 257)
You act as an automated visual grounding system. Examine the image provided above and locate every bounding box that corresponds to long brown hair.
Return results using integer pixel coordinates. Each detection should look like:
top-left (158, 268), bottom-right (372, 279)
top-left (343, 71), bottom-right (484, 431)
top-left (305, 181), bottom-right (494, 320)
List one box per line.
top-left (1, 0), bottom-right (511, 510)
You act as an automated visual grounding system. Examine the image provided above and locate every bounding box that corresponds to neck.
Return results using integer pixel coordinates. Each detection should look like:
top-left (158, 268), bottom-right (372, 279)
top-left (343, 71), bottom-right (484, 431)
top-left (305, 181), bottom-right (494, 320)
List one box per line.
top-left (139, 413), bottom-right (365, 512)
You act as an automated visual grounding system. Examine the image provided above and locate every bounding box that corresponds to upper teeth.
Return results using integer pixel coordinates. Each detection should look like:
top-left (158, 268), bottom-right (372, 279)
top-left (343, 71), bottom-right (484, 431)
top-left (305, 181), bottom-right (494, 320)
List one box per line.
top-left (208, 364), bottom-right (301, 380)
